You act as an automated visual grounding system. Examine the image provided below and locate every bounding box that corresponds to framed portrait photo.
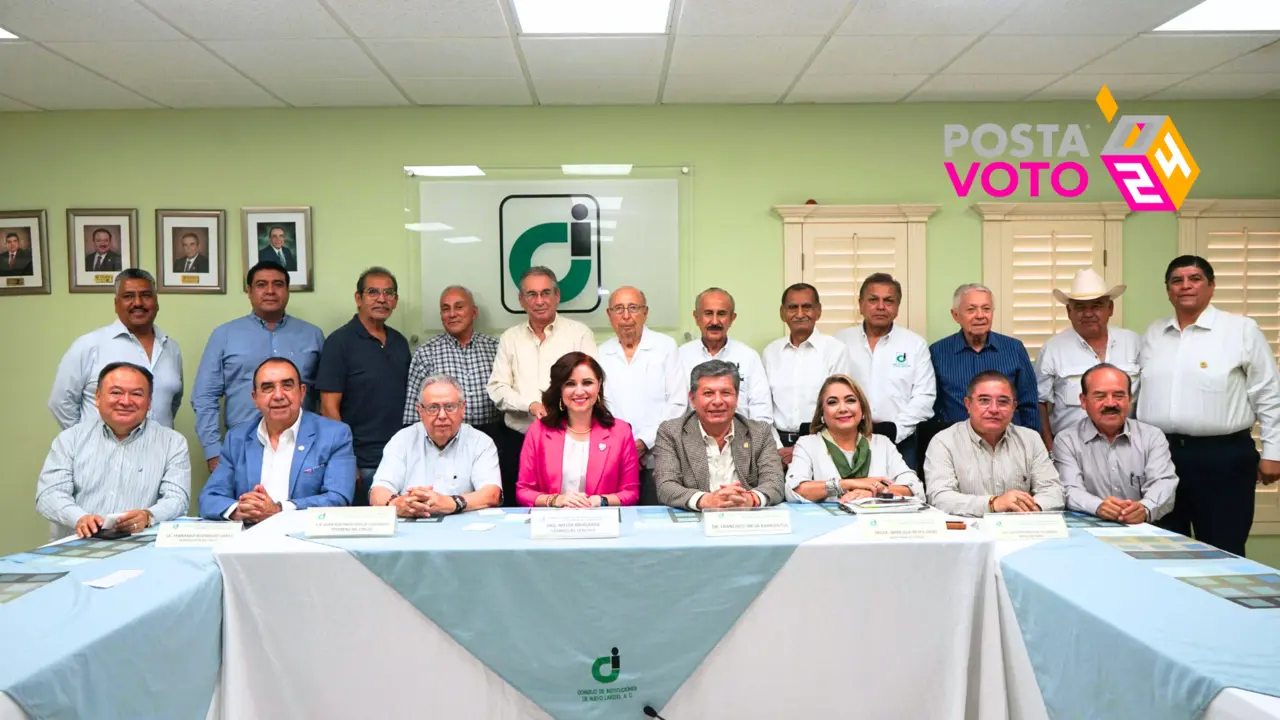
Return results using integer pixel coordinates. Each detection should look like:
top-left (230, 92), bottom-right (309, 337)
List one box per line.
top-left (0, 210), bottom-right (50, 296)
top-left (242, 206), bottom-right (313, 291)
top-left (67, 208), bottom-right (139, 293)
top-left (156, 209), bottom-right (226, 294)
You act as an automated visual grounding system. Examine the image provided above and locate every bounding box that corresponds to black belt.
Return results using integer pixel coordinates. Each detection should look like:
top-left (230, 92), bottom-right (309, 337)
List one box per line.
top-left (780, 423), bottom-right (812, 445)
top-left (1164, 429), bottom-right (1253, 447)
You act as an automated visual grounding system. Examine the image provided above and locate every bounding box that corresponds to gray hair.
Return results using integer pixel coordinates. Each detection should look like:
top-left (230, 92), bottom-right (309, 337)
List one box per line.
top-left (519, 266), bottom-right (558, 290)
top-left (695, 287), bottom-right (735, 313)
top-left (418, 373), bottom-right (464, 402)
top-left (952, 283), bottom-right (993, 310)
top-left (440, 284), bottom-right (475, 305)
top-left (608, 285), bottom-right (647, 307)
top-left (689, 359), bottom-right (741, 394)
top-left (113, 268), bottom-right (155, 295)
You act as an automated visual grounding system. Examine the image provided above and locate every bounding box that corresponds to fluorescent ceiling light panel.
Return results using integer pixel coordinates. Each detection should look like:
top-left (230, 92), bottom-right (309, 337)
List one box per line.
top-left (404, 222), bottom-right (454, 232)
top-left (514, 0), bottom-right (671, 34)
top-left (562, 164), bottom-right (633, 175)
top-left (1155, 0), bottom-right (1280, 31)
top-left (0, 27), bottom-right (18, 39)
top-left (443, 236), bottom-right (483, 244)
top-left (405, 165), bottom-right (485, 177)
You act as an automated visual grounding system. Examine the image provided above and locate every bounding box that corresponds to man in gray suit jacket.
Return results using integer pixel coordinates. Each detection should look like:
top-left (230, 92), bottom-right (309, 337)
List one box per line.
top-left (654, 359), bottom-right (785, 510)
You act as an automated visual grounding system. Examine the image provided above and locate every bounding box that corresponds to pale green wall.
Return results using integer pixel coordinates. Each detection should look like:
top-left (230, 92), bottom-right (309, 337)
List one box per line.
top-left (1, 102), bottom-right (1278, 560)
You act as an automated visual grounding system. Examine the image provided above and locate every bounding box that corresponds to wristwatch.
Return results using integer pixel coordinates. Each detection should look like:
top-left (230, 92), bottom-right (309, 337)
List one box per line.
top-left (451, 495), bottom-right (468, 514)
top-left (600, 496), bottom-right (610, 507)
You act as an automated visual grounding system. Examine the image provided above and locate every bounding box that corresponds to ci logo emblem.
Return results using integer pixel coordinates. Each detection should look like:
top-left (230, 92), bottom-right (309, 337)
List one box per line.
top-left (591, 647), bottom-right (620, 684)
top-left (501, 194), bottom-right (602, 314)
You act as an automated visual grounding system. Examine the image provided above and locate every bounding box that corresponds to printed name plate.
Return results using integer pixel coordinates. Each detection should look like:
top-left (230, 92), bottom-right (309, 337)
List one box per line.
top-left (987, 512), bottom-right (1069, 541)
top-left (530, 508), bottom-right (621, 539)
top-left (859, 513), bottom-right (948, 541)
top-left (305, 506), bottom-right (397, 538)
top-left (155, 520), bottom-right (243, 548)
top-left (703, 508), bottom-right (793, 537)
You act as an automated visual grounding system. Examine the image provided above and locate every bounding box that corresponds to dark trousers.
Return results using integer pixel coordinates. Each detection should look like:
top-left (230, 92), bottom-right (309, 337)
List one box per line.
top-left (638, 468), bottom-right (660, 506)
top-left (354, 467), bottom-right (374, 507)
top-left (1159, 430), bottom-right (1258, 557)
top-left (479, 422), bottom-right (525, 507)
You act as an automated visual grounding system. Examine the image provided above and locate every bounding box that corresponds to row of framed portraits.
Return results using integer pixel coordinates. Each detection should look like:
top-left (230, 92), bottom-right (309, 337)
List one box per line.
top-left (0, 206), bottom-right (313, 296)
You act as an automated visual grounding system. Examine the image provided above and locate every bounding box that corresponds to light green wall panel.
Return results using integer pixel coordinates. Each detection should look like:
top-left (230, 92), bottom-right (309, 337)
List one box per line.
top-left (1, 101), bottom-right (1277, 553)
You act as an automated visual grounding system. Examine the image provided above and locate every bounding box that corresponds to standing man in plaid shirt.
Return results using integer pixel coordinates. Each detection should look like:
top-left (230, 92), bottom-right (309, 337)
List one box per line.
top-left (402, 285), bottom-right (505, 496)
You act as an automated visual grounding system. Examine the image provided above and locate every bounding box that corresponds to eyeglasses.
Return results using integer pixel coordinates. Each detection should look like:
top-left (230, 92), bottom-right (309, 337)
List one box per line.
top-left (419, 402), bottom-right (462, 415)
top-left (608, 304), bottom-right (645, 315)
top-left (522, 289), bottom-right (556, 300)
top-left (363, 288), bottom-right (398, 299)
top-left (973, 397), bottom-right (1015, 409)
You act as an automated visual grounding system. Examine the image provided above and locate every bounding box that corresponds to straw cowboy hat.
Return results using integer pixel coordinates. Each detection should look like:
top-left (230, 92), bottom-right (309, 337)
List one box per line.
top-left (1052, 268), bottom-right (1126, 304)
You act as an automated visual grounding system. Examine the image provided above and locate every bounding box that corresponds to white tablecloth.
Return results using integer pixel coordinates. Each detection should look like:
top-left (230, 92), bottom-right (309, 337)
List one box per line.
top-left (214, 512), bottom-right (1008, 720)
top-left (992, 540), bottom-right (1280, 720)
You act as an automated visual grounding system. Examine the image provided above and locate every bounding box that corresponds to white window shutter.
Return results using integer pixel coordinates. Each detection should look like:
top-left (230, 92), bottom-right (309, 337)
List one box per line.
top-left (1004, 222), bottom-right (1105, 360)
top-left (1195, 218), bottom-right (1280, 366)
top-left (802, 222), bottom-right (906, 336)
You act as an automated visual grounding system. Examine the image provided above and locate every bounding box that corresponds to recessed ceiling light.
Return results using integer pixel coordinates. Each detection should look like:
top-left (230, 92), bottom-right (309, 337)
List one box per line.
top-left (562, 164), bottom-right (633, 175)
top-left (443, 236), bottom-right (483, 244)
top-left (404, 165), bottom-right (485, 177)
top-left (514, 0), bottom-right (671, 34)
top-left (404, 222), bottom-right (454, 232)
top-left (1155, 0), bottom-right (1280, 31)
top-left (0, 26), bottom-right (19, 40)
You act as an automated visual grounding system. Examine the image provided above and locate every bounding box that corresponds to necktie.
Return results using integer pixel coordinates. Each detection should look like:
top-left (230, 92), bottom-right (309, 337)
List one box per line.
top-left (6, 253), bottom-right (13, 268)
top-left (185, 258), bottom-right (194, 272)
top-left (277, 250), bottom-right (285, 265)
top-left (93, 254), bottom-right (102, 270)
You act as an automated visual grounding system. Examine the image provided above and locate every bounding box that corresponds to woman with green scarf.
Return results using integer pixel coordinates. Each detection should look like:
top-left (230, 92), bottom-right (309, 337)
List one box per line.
top-left (786, 374), bottom-right (923, 503)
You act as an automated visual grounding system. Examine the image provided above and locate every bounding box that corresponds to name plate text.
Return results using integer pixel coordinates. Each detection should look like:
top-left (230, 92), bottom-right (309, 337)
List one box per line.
top-left (305, 506), bottom-right (397, 538)
top-left (988, 512), bottom-right (1069, 541)
top-left (703, 508), bottom-right (792, 537)
top-left (156, 520), bottom-right (242, 548)
top-left (530, 508), bottom-right (621, 539)
top-left (859, 513), bottom-right (947, 541)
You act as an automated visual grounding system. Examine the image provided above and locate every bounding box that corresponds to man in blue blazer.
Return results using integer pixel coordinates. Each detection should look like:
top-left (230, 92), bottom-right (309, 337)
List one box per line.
top-left (199, 357), bottom-right (355, 520)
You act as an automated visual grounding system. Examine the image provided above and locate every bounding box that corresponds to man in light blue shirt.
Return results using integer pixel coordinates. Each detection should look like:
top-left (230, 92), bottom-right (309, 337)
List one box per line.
top-left (192, 261), bottom-right (324, 471)
top-left (49, 268), bottom-right (184, 429)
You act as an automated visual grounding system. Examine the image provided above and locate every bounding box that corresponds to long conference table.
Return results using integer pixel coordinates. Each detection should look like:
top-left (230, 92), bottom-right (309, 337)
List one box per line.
top-left (2, 506), bottom-right (1279, 719)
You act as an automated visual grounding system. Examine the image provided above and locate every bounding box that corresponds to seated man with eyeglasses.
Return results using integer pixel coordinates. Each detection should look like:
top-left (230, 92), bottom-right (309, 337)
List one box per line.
top-left (925, 370), bottom-right (1064, 516)
top-left (370, 373), bottom-right (502, 517)
top-left (315, 267), bottom-right (411, 506)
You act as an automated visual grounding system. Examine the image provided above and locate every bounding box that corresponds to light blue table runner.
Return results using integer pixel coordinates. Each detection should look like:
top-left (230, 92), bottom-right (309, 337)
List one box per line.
top-left (306, 506), bottom-right (853, 719)
top-left (0, 545), bottom-right (223, 720)
top-left (1002, 532), bottom-right (1280, 720)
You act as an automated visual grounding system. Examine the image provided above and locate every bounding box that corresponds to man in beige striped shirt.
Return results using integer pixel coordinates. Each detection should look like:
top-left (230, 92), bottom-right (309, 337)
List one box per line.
top-left (925, 370), bottom-right (1063, 517)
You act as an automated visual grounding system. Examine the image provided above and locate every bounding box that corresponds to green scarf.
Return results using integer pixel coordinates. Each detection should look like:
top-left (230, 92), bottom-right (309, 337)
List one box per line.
top-left (820, 429), bottom-right (871, 479)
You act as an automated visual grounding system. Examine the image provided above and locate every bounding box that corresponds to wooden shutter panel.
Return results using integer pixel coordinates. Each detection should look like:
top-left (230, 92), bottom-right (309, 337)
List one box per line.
top-left (802, 222), bottom-right (907, 335)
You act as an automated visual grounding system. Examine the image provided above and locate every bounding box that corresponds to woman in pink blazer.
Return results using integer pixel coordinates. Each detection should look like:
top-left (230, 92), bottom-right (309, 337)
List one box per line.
top-left (517, 351), bottom-right (641, 507)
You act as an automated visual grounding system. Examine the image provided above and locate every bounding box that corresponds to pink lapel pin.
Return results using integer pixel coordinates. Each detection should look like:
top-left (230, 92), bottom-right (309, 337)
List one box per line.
top-left (598, 443), bottom-right (607, 451)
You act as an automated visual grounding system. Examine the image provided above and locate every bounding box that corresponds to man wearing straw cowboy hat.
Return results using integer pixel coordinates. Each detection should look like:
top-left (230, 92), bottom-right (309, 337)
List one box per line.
top-left (1034, 268), bottom-right (1140, 450)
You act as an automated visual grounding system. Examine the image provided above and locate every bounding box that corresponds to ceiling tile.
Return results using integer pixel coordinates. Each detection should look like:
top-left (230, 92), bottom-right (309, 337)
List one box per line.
top-left (262, 77), bottom-right (409, 106)
top-left (45, 41), bottom-right (241, 84)
top-left (521, 37), bottom-right (666, 79)
top-left (0, 92), bottom-right (38, 111)
top-left (323, 0), bottom-right (509, 38)
top-left (1148, 73), bottom-right (1280, 100)
top-left (907, 73), bottom-right (1060, 101)
top-left (662, 74), bottom-right (791, 103)
top-left (1031, 73), bottom-right (1189, 100)
top-left (0, 0), bottom-right (183, 41)
top-left (366, 39), bottom-right (521, 78)
top-left (536, 75), bottom-right (659, 105)
top-left (129, 79), bottom-right (283, 107)
top-left (677, 0), bottom-right (852, 36)
top-left (1080, 35), bottom-right (1280, 74)
top-left (1213, 42), bottom-right (1280, 74)
top-left (205, 39), bottom-right (382, 81)
top-left (993, 0), bottom-right (1203, 35)
top-left (838, 0), bottom-right (1022, 36)
top-left (947, 35), bottom-right (1128, 75)
top-left (400, 77), bottom-right (531, 104)
top-left (140, 0), bottom-right (347, 40)
top-left (669, 36), bottom-right (820, 76)
top-left (808, 35), bottom-right (973, 75)
top-left (0, 42), bottom-right (159, 108)
top-left (786, 73), bottom-right (926, 103)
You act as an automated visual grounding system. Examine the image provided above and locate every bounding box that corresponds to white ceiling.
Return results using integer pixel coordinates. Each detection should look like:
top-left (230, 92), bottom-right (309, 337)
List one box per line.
top-left (0, 0), bottom-right (1278, 110)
